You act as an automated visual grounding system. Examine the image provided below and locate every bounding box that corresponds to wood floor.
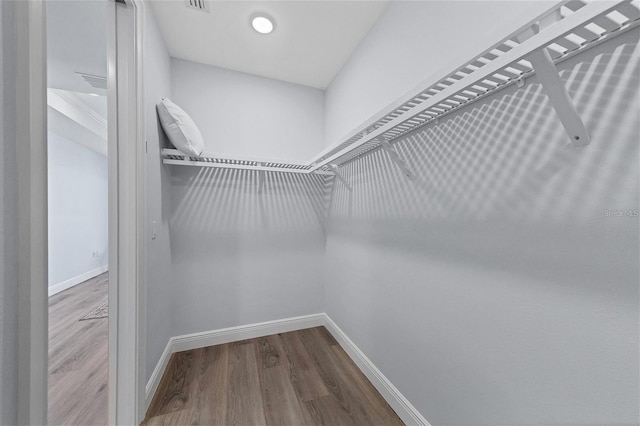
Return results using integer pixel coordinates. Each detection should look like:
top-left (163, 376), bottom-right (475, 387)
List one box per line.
top-left (144, 327), bottom-right (403, 426)
top-left (48, 273), bottom-right (109, 426)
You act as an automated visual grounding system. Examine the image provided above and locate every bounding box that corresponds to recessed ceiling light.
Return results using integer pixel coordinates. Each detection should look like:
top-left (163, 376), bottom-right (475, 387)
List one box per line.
top-left (88, 93), bottom-right (99, 97)
top-left (251, 15), bottom-right (274, 34)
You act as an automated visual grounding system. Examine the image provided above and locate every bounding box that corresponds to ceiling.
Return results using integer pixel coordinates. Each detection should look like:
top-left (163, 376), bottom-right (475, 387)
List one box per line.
top-left (47, 0), bottom-right (108, 155)
top-left (47, 0), bottom-right (108, 95)
top-left (149, 0), bottom-right (390, 89)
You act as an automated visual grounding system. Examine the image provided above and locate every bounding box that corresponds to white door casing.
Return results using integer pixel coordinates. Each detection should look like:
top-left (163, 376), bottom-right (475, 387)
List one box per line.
top-left (15, 0), bottom-right (146, 423)
top-left (108, 0), bottom-right (147, 424)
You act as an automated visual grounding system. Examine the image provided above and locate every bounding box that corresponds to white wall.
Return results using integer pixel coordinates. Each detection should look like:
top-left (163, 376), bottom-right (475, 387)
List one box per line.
top-left (142, 5), bottom-right (638, 425)
top-left (324, 0), bottom-right (556, 149)
top-left (168, 166), bottom-right (327, 336)
top-left (144, 5), bottom-right (175, 384)
top-left (171, 58), bottom-right (325, 163)
top-left (0, 1), bottom-right (19, 423)
top-left (47, 111), bottom-right (108, 291)
top-left (145, 3), bottom-right (328, 383)
top-left (324, 31), bottom-right (639, 425)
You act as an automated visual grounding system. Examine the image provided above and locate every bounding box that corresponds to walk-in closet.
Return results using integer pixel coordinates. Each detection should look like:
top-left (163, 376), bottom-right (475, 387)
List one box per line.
top-left (1, 0), bottom-right (638, 425)
top-left (138, 1), bottom-right (640, 424)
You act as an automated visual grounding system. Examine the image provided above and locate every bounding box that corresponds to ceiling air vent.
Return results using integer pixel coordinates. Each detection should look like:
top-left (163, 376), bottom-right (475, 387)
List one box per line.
top-left (76, 72), bottom-right (107, 90)
top-left (185, 0), bottom-right (209, 12)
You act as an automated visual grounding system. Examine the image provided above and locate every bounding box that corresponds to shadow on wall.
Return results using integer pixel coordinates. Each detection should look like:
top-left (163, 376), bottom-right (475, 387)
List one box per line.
top-left (328, 36), bottom-right (639, 292)
top-left (170, 167), bottom-right (329, 234)
top-left (165, 163), bottom-right (329, 332)
top-left (156, 113), bottom-right (175, 223)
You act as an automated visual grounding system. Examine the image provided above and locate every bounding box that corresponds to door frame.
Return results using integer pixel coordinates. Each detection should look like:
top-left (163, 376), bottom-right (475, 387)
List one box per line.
top-left (108, 0), bottom-right (147, 423)
top-left (15, 0), bottom-right (146, 424)
top-left (108, 0), bottom-right (147, 424)
top-left (15, 1), bottom-right (48, 423)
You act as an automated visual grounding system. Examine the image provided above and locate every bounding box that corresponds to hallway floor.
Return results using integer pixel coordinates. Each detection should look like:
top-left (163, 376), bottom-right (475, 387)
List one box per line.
top-left (48, 273), bottom-right (108, 426)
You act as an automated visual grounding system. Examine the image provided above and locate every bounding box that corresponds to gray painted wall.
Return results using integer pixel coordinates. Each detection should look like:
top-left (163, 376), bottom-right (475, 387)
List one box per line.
top-left (324, 1), bottom-right (554, 149)
top-left (168, 166), bottom-right (327, 336)
top-left (47, 123), bottom-right (108, 288)
top-left (323, 31), bottom-right (640, 425)
top-left (171, 58), bottom-right (325, 163)
top-left (0, 1), bottom-right (18, 423)
top-left (144, 5), bottom-right (175, 383)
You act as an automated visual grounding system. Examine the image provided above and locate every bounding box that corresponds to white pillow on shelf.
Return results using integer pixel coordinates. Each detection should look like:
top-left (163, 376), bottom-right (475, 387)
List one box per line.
top-left (157, 98), bottom-right (204, 157)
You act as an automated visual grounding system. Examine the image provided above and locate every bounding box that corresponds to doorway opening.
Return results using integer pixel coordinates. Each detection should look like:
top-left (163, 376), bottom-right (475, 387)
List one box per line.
top-left (46, 1), bottom-right (110, 423)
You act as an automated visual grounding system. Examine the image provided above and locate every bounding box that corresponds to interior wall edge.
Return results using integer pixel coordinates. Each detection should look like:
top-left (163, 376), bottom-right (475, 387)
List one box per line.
top-left (143, 0), bottom-right (175, 388)
top-left (322, 314), bottom-right (430, 426)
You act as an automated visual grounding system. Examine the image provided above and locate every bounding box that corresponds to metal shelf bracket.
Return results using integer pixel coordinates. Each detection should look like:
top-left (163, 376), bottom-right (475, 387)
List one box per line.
top-left (518, 26), bottom-right (591, 146)
top-left (329, 164), bottom-right (352, 191)
top-left (379, 136), bottom-right (415, 180)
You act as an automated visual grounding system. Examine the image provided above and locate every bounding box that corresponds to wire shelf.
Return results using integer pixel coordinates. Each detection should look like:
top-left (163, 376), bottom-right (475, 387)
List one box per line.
top-left (161, 0), bottom-right (639, 175)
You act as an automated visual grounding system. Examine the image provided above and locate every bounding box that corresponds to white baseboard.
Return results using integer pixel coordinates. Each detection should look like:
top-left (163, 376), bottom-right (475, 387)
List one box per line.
top-left (170, 313), bottom-right (326, 354)
top-left (48, 265), bottom-right (108, 297)
top-left (145, 313), bottom-right (429, 426)
top-left (322, 314), bottom-right (430, 426)
top-left (145, 339), bottom-right (173, 412)
top-left (145, 313), bottom-right (325, 410)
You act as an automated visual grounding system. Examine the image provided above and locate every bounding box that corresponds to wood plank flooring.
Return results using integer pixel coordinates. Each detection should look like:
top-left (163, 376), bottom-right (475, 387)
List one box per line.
top-left (144, 327), bottom-right (403, 426)
top-left (48, 273), bottom-right (109, 426)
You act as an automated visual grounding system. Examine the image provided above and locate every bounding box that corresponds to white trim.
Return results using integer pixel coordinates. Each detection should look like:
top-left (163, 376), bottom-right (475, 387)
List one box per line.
top-left (145, 313), bottom-right (325, 410)
top-left (107, 0), bottom-right (147, 424)
top-left (322, 315), bottom-right (431, 426)
top-left (15, 0), bottom-right (48, 424)
top-left (48, 265), bottom-right (108, 297)
top-left (47, 107), bottom-right (108, 157)
top-left (47, 88), bottom-right (108, 140)
top-left (106, 2), bottom-right (118, 423)
top-left (144, 339), bottom-right (173, 412)
top-left (172, 314), bottom-right (325, 354)
top-left (144, 313), bottom-right (429, 426)
top-left (134, 1), bottom-right (148, 421)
